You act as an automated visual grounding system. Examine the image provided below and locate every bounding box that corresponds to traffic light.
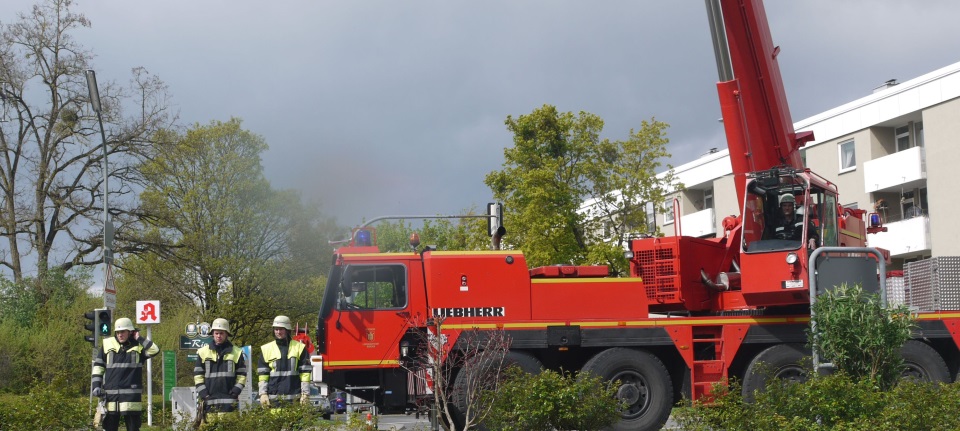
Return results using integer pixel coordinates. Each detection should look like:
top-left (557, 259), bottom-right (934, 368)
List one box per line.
top-left (97, 308), bottom-right (112, 337)
top-left (84, 310), bottom-right (98, 346)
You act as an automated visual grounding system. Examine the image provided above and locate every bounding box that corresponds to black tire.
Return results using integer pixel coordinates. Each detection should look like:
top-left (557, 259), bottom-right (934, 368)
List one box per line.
top-left (901, 340), bottom-right (950, 382)
top-left (450, 351), bottom-right (543, 430)
top-left (742, 343), bottom-right (810, 402)
top-left (580, 348), bottom-right (673, 431)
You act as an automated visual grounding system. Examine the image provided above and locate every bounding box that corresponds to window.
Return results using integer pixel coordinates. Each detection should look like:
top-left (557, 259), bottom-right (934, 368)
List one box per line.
top-left (341, 264), bottom-right (407, 310)
top-left (895, 125), bottom-right (911, 152)
top-left (663, 201), bottom-right (675, 225)
top-left (704, 188), bottom-right (714, 210)
top-left (915, 122), bottom-right (924, 148)
top-left (644, 201), bottom-right (656, 233)
top-left (839, 140), bottom-right (856, 172)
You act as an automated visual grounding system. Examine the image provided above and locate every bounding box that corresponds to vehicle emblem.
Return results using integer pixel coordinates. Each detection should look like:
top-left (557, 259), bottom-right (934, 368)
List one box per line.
top-left (366, 328), bottom-right (375, 341)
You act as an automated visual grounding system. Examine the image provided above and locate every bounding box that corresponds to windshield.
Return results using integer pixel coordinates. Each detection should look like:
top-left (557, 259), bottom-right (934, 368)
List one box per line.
top-left (742, 175), bottom-right (819, 253)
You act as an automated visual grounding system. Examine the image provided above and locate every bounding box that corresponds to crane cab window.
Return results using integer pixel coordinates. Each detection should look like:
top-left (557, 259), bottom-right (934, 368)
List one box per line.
top-left (340, 264), bottom-right (407, 310)
top-left (742, 176), bottom-right (830, 253)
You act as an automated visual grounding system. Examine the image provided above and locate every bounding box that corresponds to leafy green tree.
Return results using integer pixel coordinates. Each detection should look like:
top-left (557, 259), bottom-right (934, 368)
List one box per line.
top-left (810, 283), bottom-right (915, 389)
top-left (135, 118), bottom-right (336, 344)
top-left (485, 105), bottom-right (674, 273)
top-left (0, 0), bottom-right (173, 295)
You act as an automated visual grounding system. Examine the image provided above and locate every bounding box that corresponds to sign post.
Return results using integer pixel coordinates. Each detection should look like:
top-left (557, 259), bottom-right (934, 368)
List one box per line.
top-left (136, 300), bottom-right (161, 426)
top-left (162, 350), bottom-right (176, 423)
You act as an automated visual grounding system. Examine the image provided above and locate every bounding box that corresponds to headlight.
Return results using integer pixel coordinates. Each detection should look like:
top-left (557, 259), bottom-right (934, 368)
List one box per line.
top-left (624, 251), bottom-right (635, 260)
top-left (786, 253), bottom-right (798, 264)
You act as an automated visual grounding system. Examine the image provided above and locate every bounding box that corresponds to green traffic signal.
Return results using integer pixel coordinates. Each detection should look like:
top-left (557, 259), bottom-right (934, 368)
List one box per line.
top-left (97, 309), bottom-right (112, 336)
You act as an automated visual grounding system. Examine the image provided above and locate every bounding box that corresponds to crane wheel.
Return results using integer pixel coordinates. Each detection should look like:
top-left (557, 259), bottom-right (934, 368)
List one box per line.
top-left (901, 340), bottom-right (949, 383)
top-left (580, 347), bottom-right (672, 431)
top-left (449, 351), bottom-right (543, 430)
top-left (742, 343), bottom-right (810, 402)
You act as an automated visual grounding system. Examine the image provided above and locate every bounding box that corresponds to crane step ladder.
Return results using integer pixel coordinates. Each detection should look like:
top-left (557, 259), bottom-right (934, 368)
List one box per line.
top-left (671, 324), bottom-right (748, 401)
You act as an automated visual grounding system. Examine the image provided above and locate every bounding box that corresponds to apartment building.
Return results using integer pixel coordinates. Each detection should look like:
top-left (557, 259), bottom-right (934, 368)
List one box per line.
top-left (656, 60), bottom-right (960, 270)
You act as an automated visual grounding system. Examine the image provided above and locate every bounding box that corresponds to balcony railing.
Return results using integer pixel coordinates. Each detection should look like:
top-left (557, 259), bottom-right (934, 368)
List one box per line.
top-left (863, 146), bottom-right (926, 193)
top-left (679, 208), bottom-right (716, 238)
top-left (867, 215), bottom-right (931, 257)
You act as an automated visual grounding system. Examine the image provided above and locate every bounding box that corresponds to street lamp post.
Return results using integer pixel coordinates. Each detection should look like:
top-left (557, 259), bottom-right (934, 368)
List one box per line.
top-left (85, 71), bottom-right (114, 306)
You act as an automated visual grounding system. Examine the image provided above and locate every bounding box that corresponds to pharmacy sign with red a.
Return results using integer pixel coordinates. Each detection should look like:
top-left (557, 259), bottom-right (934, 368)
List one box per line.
top-left (136, 300), bottom-right (161, 324)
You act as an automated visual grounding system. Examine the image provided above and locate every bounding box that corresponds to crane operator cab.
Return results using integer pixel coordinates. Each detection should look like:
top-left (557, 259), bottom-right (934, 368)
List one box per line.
top-left (742, 168), bottom-right (839, 254)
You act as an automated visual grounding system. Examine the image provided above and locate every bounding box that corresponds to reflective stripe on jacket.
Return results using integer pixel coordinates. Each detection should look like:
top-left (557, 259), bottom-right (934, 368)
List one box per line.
top-left (257, 339), bottom-right (311, 403)
top-left (194, 342), bottom-right (247, 412)
top-left (92, 336), bottom-right (160, 413)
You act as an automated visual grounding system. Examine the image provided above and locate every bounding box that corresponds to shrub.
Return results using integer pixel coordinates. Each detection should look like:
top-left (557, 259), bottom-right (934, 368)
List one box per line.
top-left (194, 401), bottom-right (330, 431)
top-left (483, 367), bottom-right (621, 431)
top-left (673, 374), bottom-right (960, 431)
top-left (810, 283), bottom-right (914, 389)
top-left (0, 382), bottom-right (89, 430)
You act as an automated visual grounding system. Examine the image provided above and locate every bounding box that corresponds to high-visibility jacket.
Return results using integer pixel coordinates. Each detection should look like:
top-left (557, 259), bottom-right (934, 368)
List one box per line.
top-left (257, 338), bottom-right (311, 404)
top-left (194, 341), bottom-right (247, 412)
top-left (92, 336), bottom-right (160, 413)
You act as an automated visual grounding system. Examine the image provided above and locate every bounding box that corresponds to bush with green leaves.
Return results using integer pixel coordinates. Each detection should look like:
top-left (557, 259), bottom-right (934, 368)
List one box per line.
top-left (810, 283), bottom-right (915, 389)
top-left (0, 381), bottom-right (90, 430)
top-left (483, 367), bottom-right (621, 431)
top-left (673, 373), bottom-right (960, 431)
top-left (192, 401), bottom-right (329, 431)
top-left (673, 283), bottom-right (952, 430)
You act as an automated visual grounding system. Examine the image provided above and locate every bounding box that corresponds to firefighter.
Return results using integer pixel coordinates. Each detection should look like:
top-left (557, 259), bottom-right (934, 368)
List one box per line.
top-left (772, 194), bottom-right (819, 248)
top-left (91, 317), bottom-right (160, 431)
top-left (257, 315), bottom-right (312, 407)
top-left (194, 318), bottom-right (246, 419)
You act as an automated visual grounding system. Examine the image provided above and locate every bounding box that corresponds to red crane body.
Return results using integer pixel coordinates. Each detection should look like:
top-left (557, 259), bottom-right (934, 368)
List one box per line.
top-left (310, 2), bottom-right (950, 431)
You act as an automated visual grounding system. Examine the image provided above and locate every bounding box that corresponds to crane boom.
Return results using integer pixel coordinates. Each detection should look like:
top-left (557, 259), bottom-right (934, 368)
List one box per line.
top-left (708, 0), bottom-right (814, 205)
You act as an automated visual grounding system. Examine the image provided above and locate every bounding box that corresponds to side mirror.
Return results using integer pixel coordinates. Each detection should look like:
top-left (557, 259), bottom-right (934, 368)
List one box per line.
top-left (351, 281), bottom-right (368, 293)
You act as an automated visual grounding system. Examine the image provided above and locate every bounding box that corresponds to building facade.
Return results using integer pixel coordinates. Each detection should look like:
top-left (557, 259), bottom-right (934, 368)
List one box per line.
top-left (657, 61), bottom-right (960, 269)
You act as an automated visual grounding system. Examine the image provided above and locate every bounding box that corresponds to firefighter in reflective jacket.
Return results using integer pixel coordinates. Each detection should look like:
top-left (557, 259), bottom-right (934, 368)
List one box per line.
top-left (194, 318), bottom-right (246, 416)
top-left (257, 315), bottom-right (312, 406)
top-left (92, 317), bottom-right (160, 431)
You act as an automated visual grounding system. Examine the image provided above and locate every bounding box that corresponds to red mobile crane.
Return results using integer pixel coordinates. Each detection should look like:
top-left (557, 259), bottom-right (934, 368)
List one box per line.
top-left (312, 1), bottom-right (960, 430)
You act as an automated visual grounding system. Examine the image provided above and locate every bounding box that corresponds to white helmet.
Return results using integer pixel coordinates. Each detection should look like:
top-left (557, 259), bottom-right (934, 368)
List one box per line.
top-left (272, 315), bottom-right (292, 330)
top-left (212, 318), bottom-right (231, 335)
top-left (115, 317), bottom-right (135, 332)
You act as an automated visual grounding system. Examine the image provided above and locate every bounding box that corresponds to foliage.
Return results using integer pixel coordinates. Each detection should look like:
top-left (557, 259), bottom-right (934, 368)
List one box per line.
top-left (484, 367), bottom-right (622, 431)
top-left (484, 105), bottom-right (674, 274)
top-left (194, 402), bottom-right (329, 431)
top-left (673, 374), bottom-right (960, 431)
top-left (401, 316), bottom-right (511, 431)
top-left (371, 209), bottom-right (490, 254)
top-left (0, 0), bottom-right (174, 293)
top-left (0, 381), bottom-right (90, 430)
top-left (136, 118), bottom-right (336, 343)
top-left (0, 269), bottom-right (98, 394)
top-left (809, 283), bottom-right (915, 389)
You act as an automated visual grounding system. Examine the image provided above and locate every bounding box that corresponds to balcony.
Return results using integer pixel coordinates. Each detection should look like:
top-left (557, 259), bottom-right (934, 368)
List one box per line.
top-left (679, 208), bottom-right (716, 238)
top-left (863, 146), bottom-right (926, 193)
top-left (867, 215), bottom-right (931, 257)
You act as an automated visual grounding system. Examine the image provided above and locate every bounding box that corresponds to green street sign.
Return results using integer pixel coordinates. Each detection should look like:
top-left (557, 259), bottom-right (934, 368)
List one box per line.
top-left (163, 350), bottom-right (176, 402)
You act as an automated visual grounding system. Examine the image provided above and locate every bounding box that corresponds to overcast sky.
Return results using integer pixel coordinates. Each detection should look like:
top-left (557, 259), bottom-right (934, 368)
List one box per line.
top-left (4, 0), bottom-right (960, 225)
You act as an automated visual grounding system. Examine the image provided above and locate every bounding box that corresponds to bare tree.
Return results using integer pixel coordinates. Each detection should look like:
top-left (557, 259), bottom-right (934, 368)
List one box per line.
top-left (0, 0), bottom-right (174, 295)
top-left (401, 314), bottom-right (511, 431)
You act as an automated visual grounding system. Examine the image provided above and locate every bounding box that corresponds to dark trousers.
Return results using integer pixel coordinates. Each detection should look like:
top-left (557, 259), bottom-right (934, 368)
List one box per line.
top-left (102, 412), bottom-right (141, 431)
